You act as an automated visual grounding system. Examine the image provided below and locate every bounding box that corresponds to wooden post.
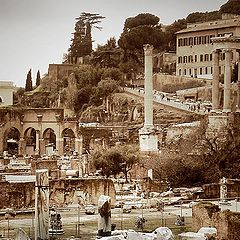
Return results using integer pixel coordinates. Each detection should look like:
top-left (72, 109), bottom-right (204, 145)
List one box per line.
top-left (35, 169), bottom-right (49, 240)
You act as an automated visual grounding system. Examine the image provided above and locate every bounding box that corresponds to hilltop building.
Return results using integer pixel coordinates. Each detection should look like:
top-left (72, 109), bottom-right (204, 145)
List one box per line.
top-left (0, 81), bottom-right (15, 106)
top-left (176, 13), bottom-right (240, 79)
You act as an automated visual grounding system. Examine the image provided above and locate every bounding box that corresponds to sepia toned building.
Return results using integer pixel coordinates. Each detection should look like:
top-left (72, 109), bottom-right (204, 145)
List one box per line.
top-left (176, 14), bottom-right (240, 79)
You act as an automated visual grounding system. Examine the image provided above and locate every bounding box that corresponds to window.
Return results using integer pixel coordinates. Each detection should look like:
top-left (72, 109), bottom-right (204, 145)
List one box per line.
top-left (198, 36), bottom-right (202, 44)
top-left (200, 55), bottom-right (203, 62)
top-left (184, 38), bottom-right (188, 46)
top-left (194, 37), bottom-right (198, 45)
top-left (184, 69), bottom-right (187, 75)
top-left (210, 54), bottom-right (212, 61)
top-left (178, 39), bottom-right (183, 47)
top-left (179, 69), bottom-right (182, 75)
top-left (205, 67), bottom-right (208, 74)
top-left (189, 68), bottom-right (192, 76)
top-left (188, 56), bottom-right (191, 63)
top-left (200, 68), bottom-right (203, 75)
top-left (204, 54), bottom-right (209, 61)
top-left (211, 67), bottom-right (213, 74)
top-left (189, 37), bottom-right (193, 45)
top-left (206, 35), bottom-right (210, 44)
top-left (202, 36), bottom-right (206, 44)
top-left (195, 55), bottom-right (198, 62)
top-left (178, 56), bottom-right (182, 63)
top-left (183, 56), bottom-right (187, 63)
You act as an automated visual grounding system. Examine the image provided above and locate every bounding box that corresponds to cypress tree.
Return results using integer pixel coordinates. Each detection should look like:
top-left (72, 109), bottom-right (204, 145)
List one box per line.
top-left (36, 70), bottom-right (41, 86)
top-left (25, 69), bottom-right (33, 91)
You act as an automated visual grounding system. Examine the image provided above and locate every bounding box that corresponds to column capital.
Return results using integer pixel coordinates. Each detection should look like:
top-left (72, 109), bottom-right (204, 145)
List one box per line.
top-left (143, 44), bottom-right (154, 56)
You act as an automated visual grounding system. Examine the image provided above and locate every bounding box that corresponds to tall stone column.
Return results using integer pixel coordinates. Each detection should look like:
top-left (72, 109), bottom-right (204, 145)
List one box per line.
top-left (35, 169), bottom-right (49, 240)
top-left (139, 44), bottom-right (158, 152)
top-left (237, 51), bottom-right (240, 112)
top-left (212, 50), bottom-right (220, 110)
top-left (35, 130), bottom-right (40, 155)
top-left (18, 138), bottom-right (26, 156)
top-left (223, 49), bottom-right (232, 112)
top-left (144, 44), bottom-right (154, 127)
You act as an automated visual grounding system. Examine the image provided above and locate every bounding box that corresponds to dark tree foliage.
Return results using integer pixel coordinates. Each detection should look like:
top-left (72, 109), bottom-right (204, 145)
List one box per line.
top-left (36, 70), bottom-right (41, 87)
top-left (69, 13), bottom-right (105, 62)
top-left (220, 0), bottom-right (240, 15)
top-left (25, 69), bottom-right (33, 91)
top-left (118, 13), bottom-right (164, 51)
top-left (74, 86), bottom-right (92, 112)
top-left (92, 38), bottom-right (122, 68)
top-left (186, 11), bottom-right (222, 23)
top-left (124, 13), bottom-right (160, 30)
top-left (164, 19), bottom-right (187, 51)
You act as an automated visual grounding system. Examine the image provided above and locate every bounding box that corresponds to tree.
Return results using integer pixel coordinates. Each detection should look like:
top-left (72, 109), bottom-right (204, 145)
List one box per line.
top-left (36, 70), bottom-right (41, 87)
top-left (220, 0), bottom-right (240, 15)
top-left (92, 38), bottom-right (122, 68)
top-left (91, 144), bottom-right (140, 182)
top-left (69, 12), bottom-right (105, 63)
top-left (118, 13), bottom-right (165, 51)
top-left (25, 69), bottom-right (33, 91)
top-left (146, 117), bottom-right (240, 187)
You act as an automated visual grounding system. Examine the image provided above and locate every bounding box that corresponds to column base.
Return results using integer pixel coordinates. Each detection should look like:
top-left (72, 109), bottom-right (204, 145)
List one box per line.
top-left (139, 126), bottom-right (159, 152)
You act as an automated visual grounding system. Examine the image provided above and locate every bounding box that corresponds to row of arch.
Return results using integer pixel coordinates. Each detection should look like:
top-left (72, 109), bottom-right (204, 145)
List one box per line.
top-left (3, 127), bottom-right (77, 156)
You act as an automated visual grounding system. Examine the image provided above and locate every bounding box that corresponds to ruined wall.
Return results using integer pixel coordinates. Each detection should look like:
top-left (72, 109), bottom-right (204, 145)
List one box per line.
top-left (193, 202), bottom-right (240, 240)
top-left (48, 64), bottom-right (73, 82)
top-left (0, 178), bottom-right (115, 209)
top-left (192, 202), bottom-right (220, 232)
top-left (203, 181), bottom-right (240, 199)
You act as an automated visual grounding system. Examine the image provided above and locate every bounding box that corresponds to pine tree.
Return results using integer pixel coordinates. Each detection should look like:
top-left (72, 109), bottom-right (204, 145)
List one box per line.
top-left (25, 69), bottom-right (33, 91)
top-left (69, 12), bottom-right (105, 63)
top-left (36, 70), bottom-right (41, 86)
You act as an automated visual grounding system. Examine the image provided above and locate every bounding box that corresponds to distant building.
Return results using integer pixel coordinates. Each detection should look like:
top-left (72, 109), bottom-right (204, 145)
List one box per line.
top-left (176, 14), bottom-right (240, 79)
top-left (0, 81), bottom-right (15, 106)
top-left (48, 63), bottom-right (74, 82)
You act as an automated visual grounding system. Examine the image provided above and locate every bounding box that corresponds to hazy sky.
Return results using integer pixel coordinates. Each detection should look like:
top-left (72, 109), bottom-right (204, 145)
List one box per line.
top-left (0, 0), bottom-right (226, 87)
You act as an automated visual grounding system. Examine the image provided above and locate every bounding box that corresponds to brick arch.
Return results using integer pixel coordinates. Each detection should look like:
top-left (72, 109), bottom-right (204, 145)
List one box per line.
top-left (3, 127), bottom-right (21, 155)
top-left (61, 128), bottom-right (76, 152)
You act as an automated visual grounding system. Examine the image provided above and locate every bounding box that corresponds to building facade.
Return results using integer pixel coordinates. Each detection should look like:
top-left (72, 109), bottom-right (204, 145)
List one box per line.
top-left (0, 81), bottom-right (15, 106)
top-left (176, 14), bottom-right (240, 79)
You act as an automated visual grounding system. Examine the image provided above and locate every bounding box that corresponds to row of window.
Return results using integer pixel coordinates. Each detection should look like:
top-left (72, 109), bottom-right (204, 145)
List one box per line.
top-left (178, 66), bottom-right (225, 76)
top-left (178, 33), bottom-right (233, 47)
top-left (178, 52), bottom-right (229, 64)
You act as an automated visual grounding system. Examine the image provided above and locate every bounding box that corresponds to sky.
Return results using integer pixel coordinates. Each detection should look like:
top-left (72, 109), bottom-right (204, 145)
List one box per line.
top-left (0, 0), bottom-right (227, 87)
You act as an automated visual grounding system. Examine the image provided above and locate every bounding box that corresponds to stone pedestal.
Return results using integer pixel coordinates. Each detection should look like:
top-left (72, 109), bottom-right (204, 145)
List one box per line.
top-left (139, 127), bottom-right (158, 152)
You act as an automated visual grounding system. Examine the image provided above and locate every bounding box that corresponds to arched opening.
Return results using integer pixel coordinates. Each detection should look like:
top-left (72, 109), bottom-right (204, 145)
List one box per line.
top-left (43, 128), bottom-right (56, 155)
top-left (4, 127), bottom-right (20, 155)
top-left (0, 97), bottom-right (2, 103)
top-left (62, 128), bottom-right (75, 153)
top-left (24, 127), bottom-right (36, 156)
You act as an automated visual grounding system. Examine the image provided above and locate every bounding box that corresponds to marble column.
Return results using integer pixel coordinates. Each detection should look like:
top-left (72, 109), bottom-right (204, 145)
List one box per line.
top-left (237, 51), bottom-right (240, 112)
top-left (35, 169), bottom-right (49, 240)
top-left (223, 49), bottom-right (232, 112)
top-left (35, 130), bottom-right (40, 155)
top-left (212, 50), bottom-right (220, 110)
top-left (144, 44), bottom-right (154, 128)
top-left (139, 44), bottom-right (158, 152)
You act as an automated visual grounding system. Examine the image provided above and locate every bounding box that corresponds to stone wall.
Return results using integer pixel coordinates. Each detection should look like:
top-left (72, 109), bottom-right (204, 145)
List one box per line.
top-left (132, 74), bottom-right (210, 91)
top-left (48, 64), bottom-right (73, 82)
top-left (0, 178), bottom-right (116, 209)
top-left (192, 202), bottom-right (240, 240)
top-left (203, 181), bottom-right (240, 199)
